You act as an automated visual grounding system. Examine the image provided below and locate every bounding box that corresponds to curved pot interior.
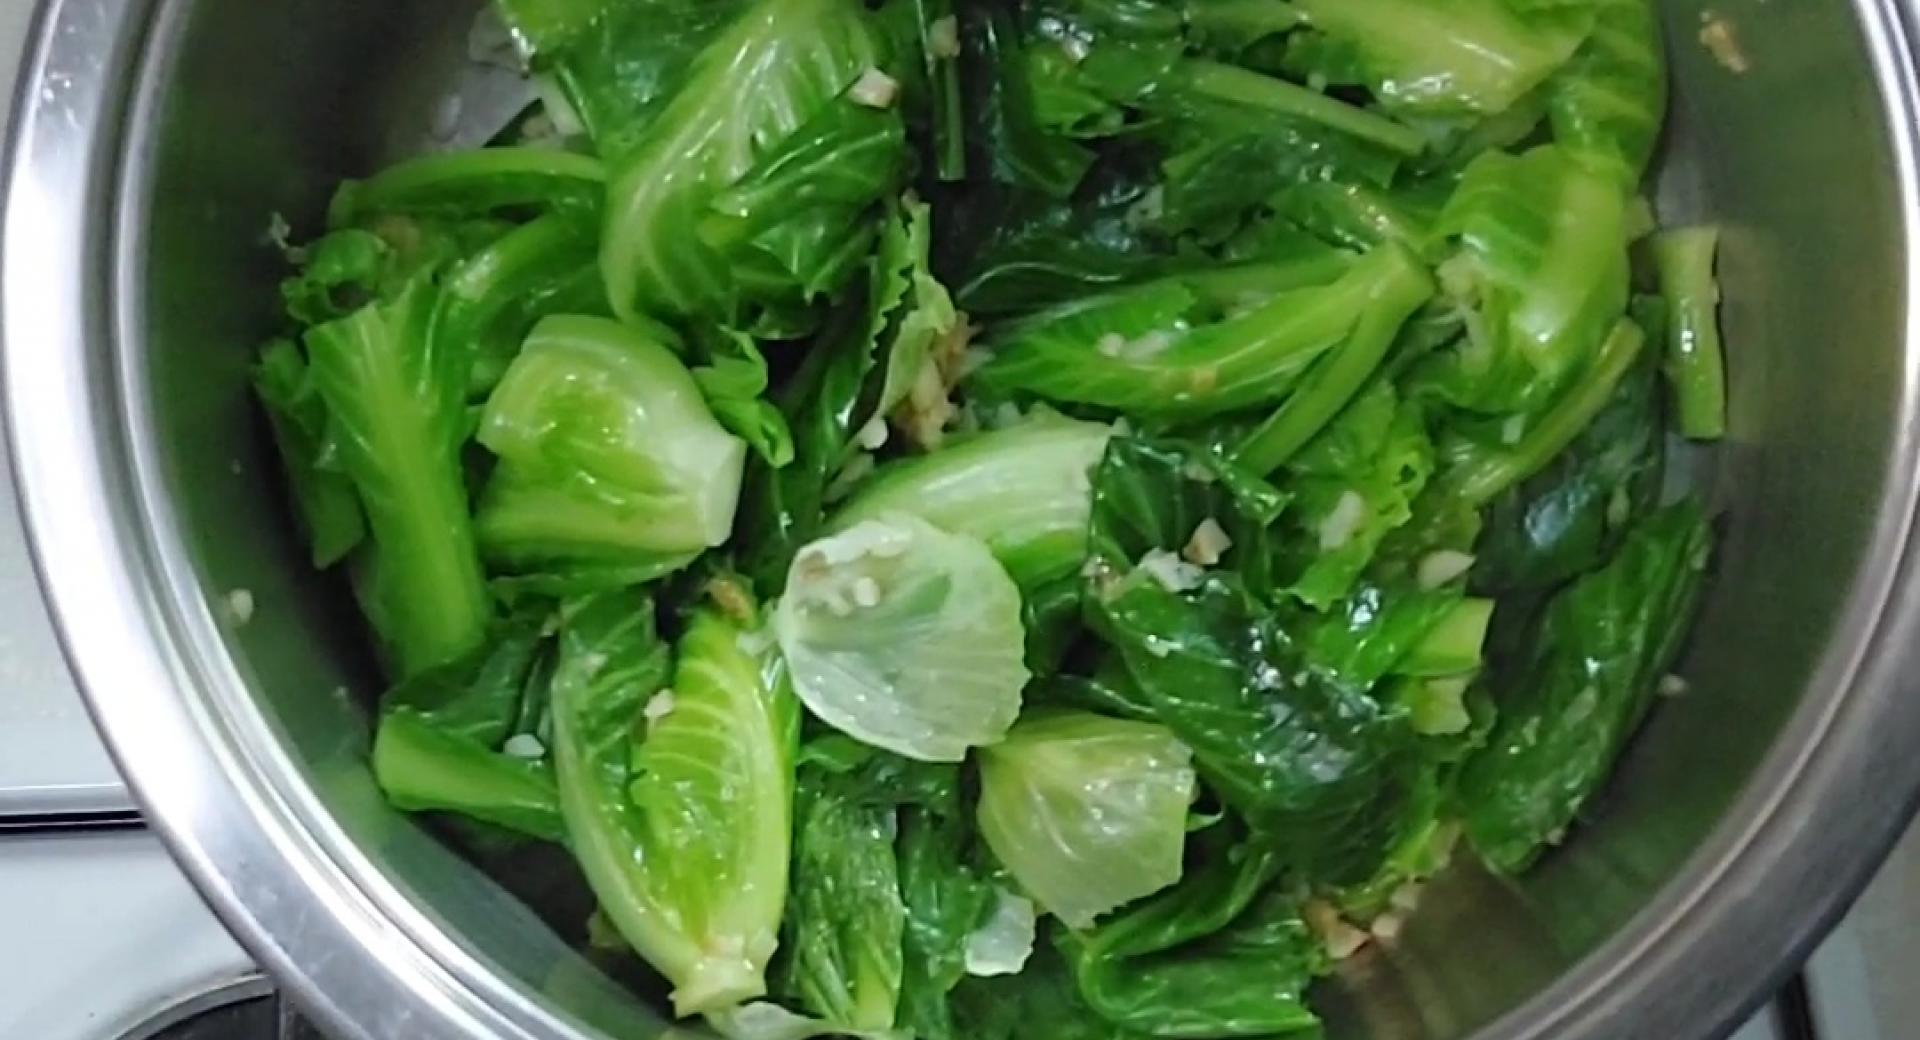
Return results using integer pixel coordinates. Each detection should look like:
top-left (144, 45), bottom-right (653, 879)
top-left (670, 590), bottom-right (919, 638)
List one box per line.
top-left (112, 0), bottom-right (1913, 1037)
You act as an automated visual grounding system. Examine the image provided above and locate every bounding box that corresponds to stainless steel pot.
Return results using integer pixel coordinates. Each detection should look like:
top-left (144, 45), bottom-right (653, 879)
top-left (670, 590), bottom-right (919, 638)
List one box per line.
top-left (8, 0), bottom-right (1920, 1037)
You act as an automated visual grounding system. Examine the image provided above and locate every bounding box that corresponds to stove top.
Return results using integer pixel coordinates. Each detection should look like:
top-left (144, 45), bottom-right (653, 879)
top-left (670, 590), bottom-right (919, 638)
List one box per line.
top-left (0, 0), bottom-right (129, 823)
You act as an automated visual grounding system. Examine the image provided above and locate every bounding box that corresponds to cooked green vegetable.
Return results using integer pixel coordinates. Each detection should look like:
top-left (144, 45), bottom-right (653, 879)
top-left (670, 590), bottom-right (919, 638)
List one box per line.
top-left (1060, 838), bottom-right (1324, 1037)
top-left (774, 514), bottom-right (1029, 763)
top-left (553, 594), bottom-right (798, 1015)
top-left (305, 276), bottom-right (491, 676)
top-left (977, 712), bottom-right (1197, 928)
top-left (329, 148), bottom-right (606, 226)
top-left (262, 0), bottom-right (1726, 1028)
top-left (974, 242), bottom-right (1433, 417)
top-left (1289, 0), bottom-right (1591, 118)
top-left (781, 763), bottom-right (908, 1030)
top-left (372, 709), bottom-right (565, 843)
top-left (1459, 502), bottom-right (1713, 872)
top-left (600, 0), bottom-right (886, 320)
top-left (832, 414), bottom-right (1115, 587)
top-left (475, 315), bottom-right (748, 568)
top-left (1652, 226), bottom-right (1728, 439)
top-left (254, 339), bottom-right (365, 567)
top-left (1416, 145), bottom-right (1631, 414)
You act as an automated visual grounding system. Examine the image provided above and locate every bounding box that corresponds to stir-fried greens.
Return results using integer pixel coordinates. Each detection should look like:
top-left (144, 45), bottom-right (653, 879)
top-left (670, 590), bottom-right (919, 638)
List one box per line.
top-left (256, 0), bottom-right (1726, 1034)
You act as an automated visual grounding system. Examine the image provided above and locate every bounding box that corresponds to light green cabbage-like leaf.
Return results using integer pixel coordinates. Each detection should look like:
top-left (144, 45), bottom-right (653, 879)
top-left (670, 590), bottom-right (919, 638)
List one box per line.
top-left (600, 0), bottom-right (884, 320)
top-left (1292, 0), bottom-right (1592, 118)
top-left (973, 243), bottom-right (1432, 418)
top-left (552, 595), bottom-right (798, 1016)
top-left (476, 315), bottom-right (747, 567)
top-left (830, 414), bottom-right (1115, 588)
top-left (977, 711), bottom-right (1197, 929)
top-left (774, 514), bottom-right (1028, 762)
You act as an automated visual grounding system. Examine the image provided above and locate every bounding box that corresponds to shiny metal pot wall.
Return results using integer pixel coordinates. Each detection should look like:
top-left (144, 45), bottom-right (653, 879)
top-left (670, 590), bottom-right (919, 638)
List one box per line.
top-left (7, 0), bottom-right (1920, 1038)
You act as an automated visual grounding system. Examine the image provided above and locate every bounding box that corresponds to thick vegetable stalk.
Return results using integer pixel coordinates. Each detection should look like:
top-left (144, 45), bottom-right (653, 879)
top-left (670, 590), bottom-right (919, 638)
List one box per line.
top-left (1171, 59), bottom-right (1427, 156)
top-left (475, 315), bottom-right (748, 568)
top-left (328, 147), bottom-right (606, 226)
top-left (304, 278), bottom-right (491, 676)
top-left (371, 710), bottom-right (564, 842)
top-left (552, 594), bottom-right (799, 1016)
top-left (1233, 280), bottom-right (1420, 476)
top-left (974, 241), bottom-right (1433, 418)
top-left (1652, 226), bottom-right (1727, 439)
top-left (599, 0), bottom-right (885, 319)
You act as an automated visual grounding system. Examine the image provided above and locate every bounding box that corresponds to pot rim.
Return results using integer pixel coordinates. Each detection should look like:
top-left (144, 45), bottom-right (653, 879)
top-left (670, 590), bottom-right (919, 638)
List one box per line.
top-left (8, 0), bottom-right (1920, 1038)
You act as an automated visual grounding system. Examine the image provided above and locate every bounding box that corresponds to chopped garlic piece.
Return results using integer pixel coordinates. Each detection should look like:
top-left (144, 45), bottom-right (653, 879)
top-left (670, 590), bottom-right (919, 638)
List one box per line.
top-left (1417, 549), bottom-right (1476, 589)
top-left (928, 15), bottom-right (962, 58)
top-left (1317, 490), bottom-right (1368, 550)
top-left (1304, 900), bottom-right (1371, 961)
top-left (644, 689), bottom-right (678, 725)
top-left (1658, 673), bottom-right (1691, 698)
top-left (852, 576), bottom-right (882, 608)
top-left (1370, 912), bottom-right (1405, 942)
top-left (226, 588), bottom-right (256, 625)
top-left (1699, 11), bottom-right (1751, 73)
top-left (1138, 548), bottom-right (1205, 593)
top-left (849, 68), bottom-right (901, 108)
top-left (1184, 518), bottom-right (1233, 567)
top-left (856, 416), bottom-right (890, 450)
top-left (503, 733), bottom-right (547, 760)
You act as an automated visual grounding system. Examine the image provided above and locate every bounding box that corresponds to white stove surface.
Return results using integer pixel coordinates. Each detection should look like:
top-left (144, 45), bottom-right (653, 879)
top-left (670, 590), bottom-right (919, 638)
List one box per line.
top-left (0, 0), bottom-right (130, 820)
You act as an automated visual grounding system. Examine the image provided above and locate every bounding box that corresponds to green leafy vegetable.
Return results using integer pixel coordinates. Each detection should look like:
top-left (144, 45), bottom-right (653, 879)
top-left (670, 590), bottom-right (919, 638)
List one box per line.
top-left (475, 315), bottom-right (748, 568)
top-left (1416, 146), bottom-right (1630, 414)
top-left (552, 594), bottom-right (798, 1015)
top-left (781, 764), bottom-right (907, 1030)
top-left (1459, 501), bottom-right (1713, 872)
top-left (774, 514), bottom-right (1029, 762)
top-left (266, 0), bottom-right (1727, 1028)
top-left (305, 277), bottom-right (491, 676)
top-left (329, 148), bottom-right (606, 226)
top-left (254, 339), bottom-right (365, 567)
top-left (1060, 838), bottom-right (1325, 1037)
top-left (437, 213), bottom-right (604, 396)
top-left (599, 0), bottom-right (885, 320)
top-left (372, 709), bottom-right (565, 843)
top-left (977, 711), bottom-right (1197, 928)
top-left (1652, 226), bottom-right (1727, 439)
top-left (1289, 0), bottom-right (1591, 118)
top-left (974, 242), bottom-right (1432, 417)
top-left (1435, 316), bottom-right (1647, 506)
top-left (832, 414), bottom-right (1115, 587)
top-left (1548, 0), bottom-right (1666, 185)
top-left (1473, 343), bottom-right (1665, 591)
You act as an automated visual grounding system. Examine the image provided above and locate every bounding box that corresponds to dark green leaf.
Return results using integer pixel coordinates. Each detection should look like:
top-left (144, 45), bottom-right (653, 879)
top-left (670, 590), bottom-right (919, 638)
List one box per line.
top-left (1458, 501), bottom-right (1713, 872)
